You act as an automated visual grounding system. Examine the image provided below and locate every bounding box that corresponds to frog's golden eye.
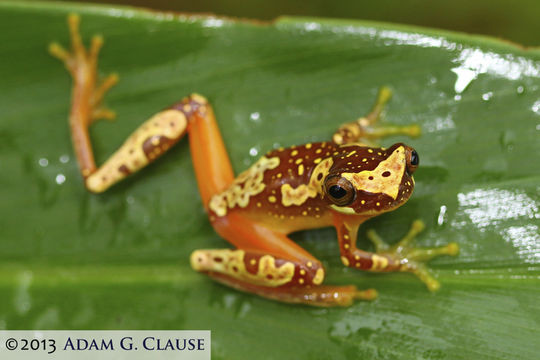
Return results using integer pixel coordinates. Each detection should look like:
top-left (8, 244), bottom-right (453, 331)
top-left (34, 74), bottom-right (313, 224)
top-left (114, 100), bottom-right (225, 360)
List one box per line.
top-left (325, 176), bottom-right (356, 206)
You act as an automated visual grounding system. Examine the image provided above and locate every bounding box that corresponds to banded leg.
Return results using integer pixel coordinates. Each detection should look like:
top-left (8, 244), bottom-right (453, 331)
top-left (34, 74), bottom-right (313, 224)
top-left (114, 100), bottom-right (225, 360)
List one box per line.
top-left (50, 15), bottom-right (232, 194)
top-left (332, 87), bottom-right (421, 145)
top-left (84, 95), bottom-right (208, 193)
top-left (335, 215), bottom-right (459, 291)
top-left (191, 213), bottom-right (377, 307)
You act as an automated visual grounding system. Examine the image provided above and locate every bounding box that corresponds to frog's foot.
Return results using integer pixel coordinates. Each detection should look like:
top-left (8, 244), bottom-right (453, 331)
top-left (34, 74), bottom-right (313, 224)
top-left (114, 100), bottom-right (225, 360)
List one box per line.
top-left (49, 13), bottom-right (119, 125)
top-left (366, 219), bottom-right (459, 291)
top-left (191, 248), bottom-right (377, 307)
top-left (333, 86), bottom-right (421, 145)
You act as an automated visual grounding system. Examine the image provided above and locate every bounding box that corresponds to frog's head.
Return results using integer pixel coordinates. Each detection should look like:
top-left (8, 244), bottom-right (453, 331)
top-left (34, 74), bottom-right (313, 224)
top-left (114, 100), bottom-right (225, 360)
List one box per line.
top-left (323, 143), bottom-right (418, 216)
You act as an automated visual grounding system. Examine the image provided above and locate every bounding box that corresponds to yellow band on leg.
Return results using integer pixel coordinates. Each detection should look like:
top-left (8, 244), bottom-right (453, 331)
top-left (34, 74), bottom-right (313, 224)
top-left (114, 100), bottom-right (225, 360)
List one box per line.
top-left (85, 109), bottom-right (188, 192)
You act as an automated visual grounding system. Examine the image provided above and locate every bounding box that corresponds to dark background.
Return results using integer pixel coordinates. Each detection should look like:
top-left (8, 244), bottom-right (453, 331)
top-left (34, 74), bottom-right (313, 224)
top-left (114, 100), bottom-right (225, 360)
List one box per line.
top-left (47, 0), bottom-right (540, 46)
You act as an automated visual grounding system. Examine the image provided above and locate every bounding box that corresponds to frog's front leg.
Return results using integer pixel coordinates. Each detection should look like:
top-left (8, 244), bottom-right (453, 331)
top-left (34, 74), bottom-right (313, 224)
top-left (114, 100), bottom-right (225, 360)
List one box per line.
top-left (333, 87), bottom-right (421, 145)
top-left (191, 213), bottom-right (377, 307)
top-left (335, 215), bottom-right (458, 291)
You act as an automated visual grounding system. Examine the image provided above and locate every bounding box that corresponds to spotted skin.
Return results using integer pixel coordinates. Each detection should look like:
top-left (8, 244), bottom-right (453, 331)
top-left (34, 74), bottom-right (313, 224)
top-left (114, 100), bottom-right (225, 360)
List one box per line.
top-left (84, 95), bottom-right (213, 193)
top-left (190, 248), bottom-right (325, 288)
top-left (208, 155), bottom-right (280, 216)
top-left (86, 108), bottom-right (188, 192)
top-left (51, 15), bottom-right (458, 307)
top-left (207, 142), bottom-right (415, 234)
top-left (207, 142), bottom-right (340, 231)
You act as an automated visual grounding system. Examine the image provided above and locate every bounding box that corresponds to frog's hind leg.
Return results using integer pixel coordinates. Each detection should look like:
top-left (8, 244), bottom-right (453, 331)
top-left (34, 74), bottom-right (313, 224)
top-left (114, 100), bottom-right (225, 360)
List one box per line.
top-left (333, 87), bottom-right (421, 145)
top-left (49, 14), bottom-right (119, 178)
top-left (83, 95), bottom-right (217, 193)
top-left (191, 213), bottom-right (377, 307)
top-left (50, 15), bottom-right (232, 195)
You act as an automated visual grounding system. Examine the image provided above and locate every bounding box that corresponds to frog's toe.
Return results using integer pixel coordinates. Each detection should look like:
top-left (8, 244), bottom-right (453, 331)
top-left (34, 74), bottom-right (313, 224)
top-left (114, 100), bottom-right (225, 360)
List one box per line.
top-left (405, 241), bottom-right (460, 262)
top-left (368, 219), bottom-right (458, 291)
top-left (447, 242), bottom-right (460, 256)
top-left (50, 14), bottom-right (119, 126)
top-left (354, 287), bottom-right (378, 301)
top-left (393, 219), bottom-right (425, 250)
top-left (404, 262), bottom-right (440, 292)
top-left (49, 14), bottom-right (84, 70)
top-left (48, 42), bottom-right (70, 63)
top-left (366, 228), bottom-right (390, 252)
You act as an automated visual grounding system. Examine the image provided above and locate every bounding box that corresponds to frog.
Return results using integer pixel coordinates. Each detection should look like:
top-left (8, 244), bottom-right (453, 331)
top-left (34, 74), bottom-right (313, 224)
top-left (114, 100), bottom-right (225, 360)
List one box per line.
top-left (49, 14), bottom-right (458, 307)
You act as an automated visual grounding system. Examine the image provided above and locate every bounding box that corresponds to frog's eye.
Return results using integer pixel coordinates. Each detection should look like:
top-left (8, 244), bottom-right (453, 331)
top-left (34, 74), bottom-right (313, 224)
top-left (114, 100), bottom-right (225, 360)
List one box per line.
top-left (406, 148), bottom-right (419, 174)
top-left (324, 176), bottom-right (356, 206)
top-left (410, 150), bottom-right (419, 166)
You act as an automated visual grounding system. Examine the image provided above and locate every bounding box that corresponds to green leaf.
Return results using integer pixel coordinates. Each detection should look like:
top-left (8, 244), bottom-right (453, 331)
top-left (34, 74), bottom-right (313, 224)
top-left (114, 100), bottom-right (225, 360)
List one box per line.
top-left (1, 2), bottom-right (539, 359)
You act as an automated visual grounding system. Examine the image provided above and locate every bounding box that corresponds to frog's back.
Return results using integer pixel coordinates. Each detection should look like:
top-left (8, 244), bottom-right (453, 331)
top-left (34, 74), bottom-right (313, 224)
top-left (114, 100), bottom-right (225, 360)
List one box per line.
top-left (207, 142), bottom-right (339, 231)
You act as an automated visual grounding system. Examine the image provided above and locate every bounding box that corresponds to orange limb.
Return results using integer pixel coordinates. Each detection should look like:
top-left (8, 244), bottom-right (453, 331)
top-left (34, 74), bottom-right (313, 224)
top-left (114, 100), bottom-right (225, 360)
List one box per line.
top-left (185, 95), bottom-right (234, 207)
top-left (50, 15), bottom-right (206, 193)
top-left (49, 14), bottom-right (119, 178)
top-left (209, 273), bottom-right (377, 307)
top-left (191, 214), bottom-right (377, 306)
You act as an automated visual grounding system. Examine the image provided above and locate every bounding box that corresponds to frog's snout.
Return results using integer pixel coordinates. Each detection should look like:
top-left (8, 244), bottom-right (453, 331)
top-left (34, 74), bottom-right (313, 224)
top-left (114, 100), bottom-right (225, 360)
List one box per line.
top-left (405, 147), bottom-right (419, 175)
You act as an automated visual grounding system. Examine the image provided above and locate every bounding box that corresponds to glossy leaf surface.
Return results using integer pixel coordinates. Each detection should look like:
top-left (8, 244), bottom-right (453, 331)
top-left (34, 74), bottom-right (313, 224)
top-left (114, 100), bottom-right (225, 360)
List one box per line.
top-left (0, 2), bottom-right (539, 359)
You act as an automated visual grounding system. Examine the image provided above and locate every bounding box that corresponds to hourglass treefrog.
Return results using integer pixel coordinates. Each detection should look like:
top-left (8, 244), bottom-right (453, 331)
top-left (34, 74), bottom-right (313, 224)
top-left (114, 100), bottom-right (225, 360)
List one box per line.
top-left (50, 15), bottom-right (458, 306)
